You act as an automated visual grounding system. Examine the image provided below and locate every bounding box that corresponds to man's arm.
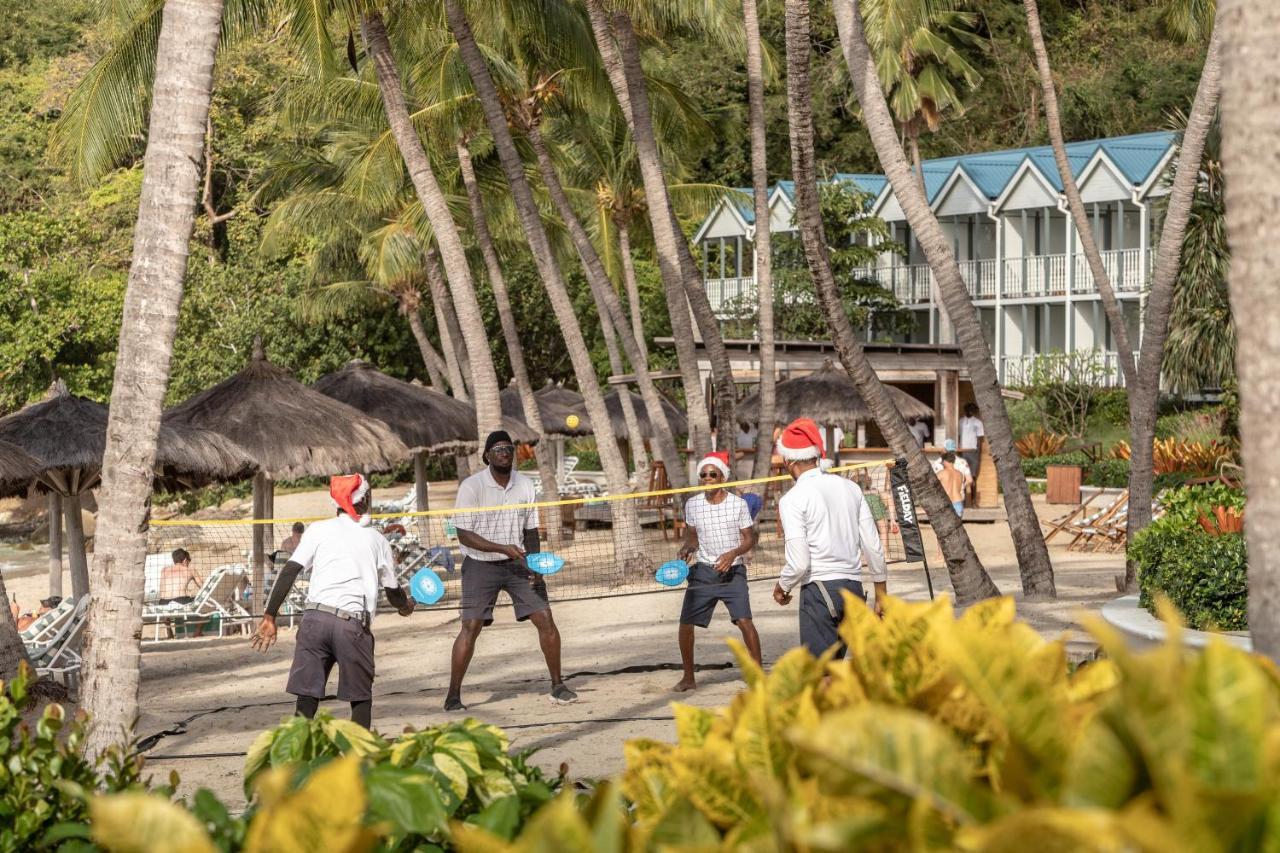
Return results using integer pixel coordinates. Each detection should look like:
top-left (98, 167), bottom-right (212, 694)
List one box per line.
top-left (457, 527), bottom-right (524, 561)
top-left (385, 584), bottom-right (414, 616)
top-left (677, 523), bottom-right (699, 562)
top-left (856, 495), bottom-right (888, 615)
top-left (775, 498), bottom-right (810, 603)
top-left (251, 560), bottom-right (304, 652)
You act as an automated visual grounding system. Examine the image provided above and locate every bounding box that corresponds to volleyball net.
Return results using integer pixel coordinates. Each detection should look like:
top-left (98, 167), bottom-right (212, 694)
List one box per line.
top-left (143, 458), bottom-right (914, 633)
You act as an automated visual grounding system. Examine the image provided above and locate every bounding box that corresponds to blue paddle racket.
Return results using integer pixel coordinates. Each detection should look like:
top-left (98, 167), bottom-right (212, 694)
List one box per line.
top-left (655, 559), bottom-right (690, 586)
top-left (525, 552), bottom-right (565, 575)
top-left (409, 568), bottom-right (445, 605)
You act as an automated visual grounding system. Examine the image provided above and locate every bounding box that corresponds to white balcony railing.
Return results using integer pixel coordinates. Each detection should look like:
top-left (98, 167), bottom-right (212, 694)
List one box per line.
top-left (999, 351), bottom-right (1139, 387)
top-left (704, 275), bottom-right (757, 314)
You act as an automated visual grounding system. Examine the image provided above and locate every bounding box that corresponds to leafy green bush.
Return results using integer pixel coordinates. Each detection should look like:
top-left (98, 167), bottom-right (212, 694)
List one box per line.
top-left (1131, 484), bottom-right (1248, 631)
top-left (1086, 457), bottom-right (1130, 488)
top-left (1091, 388), bottom-right (1130, 427)
top-left (1020, 451), bottom-right (1090, 479)
top-left (0, 664), bottom-right (154, 851)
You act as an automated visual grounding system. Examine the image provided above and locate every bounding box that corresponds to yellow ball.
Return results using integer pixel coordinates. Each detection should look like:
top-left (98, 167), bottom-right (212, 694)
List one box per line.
top-left (566, 414), bottom-right (580, 429)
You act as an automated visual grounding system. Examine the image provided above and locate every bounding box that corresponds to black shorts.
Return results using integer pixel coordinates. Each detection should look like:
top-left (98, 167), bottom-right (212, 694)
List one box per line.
top-left (679, 562), bottom-right (752, 628)
top-left (460, 557), bottom-right (551, 626)
top-left (286, 609), bottom-right (375, 702)
top-left (799, 578), bottom-right (865, 659)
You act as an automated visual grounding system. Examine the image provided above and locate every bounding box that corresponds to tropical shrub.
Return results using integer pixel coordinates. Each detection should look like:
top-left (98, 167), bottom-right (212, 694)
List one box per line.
top-left (1086, 457), bottom-right (1130, 488)
top-left (1111, 437), bottom-right (1235, 477)
top-left (1090, 388), bottom-right (1131, 427)
top-left (456, 595), bottom-right (1280, 852)
top-left (1013, 429), bottom-right (1066, 457)
top-left (1131, 484), bottom-right (1248, 631)
top-left (1019, 450), bottom-right (1090, 479)
top-left (0, 664), bottom-right (155, 852)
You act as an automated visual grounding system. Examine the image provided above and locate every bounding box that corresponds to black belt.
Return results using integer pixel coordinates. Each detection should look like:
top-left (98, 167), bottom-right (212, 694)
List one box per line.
top-left (305, 603), bottom-right (370, 627)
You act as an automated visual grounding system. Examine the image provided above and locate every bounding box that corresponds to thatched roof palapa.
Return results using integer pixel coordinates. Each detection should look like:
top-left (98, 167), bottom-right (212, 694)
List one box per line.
top-left (0, 439), bottom-right (41, 498)
top-left (603, 390), bottom-right (689, 439)
top-left (501, 384), bottom-right (589, 438)
top-left (533, 382), bottom-right (593, 436)
top-left (737, 360), bottom-right (934, 430)
top-left (164, 350), bottom-right (409, 479)
top-left (314, 361), bottom-right (537, 453)
top-left (0, 383), bottom-right (256, 492)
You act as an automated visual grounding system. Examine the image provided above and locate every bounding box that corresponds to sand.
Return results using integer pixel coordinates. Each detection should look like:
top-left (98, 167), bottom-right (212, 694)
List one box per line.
top-left (3, 484), bottom-right (1124, 810)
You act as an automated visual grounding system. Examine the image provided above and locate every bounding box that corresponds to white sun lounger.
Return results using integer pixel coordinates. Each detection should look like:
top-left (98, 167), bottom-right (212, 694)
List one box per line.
top-left (27, 596), bottom-right (90, 688)
top-left (142, 564), bottom-right (250, 640)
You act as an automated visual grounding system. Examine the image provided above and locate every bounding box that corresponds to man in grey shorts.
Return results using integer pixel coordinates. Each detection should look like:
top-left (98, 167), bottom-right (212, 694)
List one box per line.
top-left (251, 474), bottom-right (414, 729)
top-left (445, 430), bottom-right (577, 711)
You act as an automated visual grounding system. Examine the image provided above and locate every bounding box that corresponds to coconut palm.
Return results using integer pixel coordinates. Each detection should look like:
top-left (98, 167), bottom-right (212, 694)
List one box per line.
top-left (1021, 0), bottom-right (1222, 586)
top-left (784, 0), bottom-right (998, 604)
top-left (861, 0), bottom-right (981, 176)
top-left (834, 0), bottom-right (1056, 596)
top-left (1219, 0), bottom-right (1278, 659)
top-left (443, 0), bottom-right (648, 575)
top-left (583, 0), bottom-right (739, 457)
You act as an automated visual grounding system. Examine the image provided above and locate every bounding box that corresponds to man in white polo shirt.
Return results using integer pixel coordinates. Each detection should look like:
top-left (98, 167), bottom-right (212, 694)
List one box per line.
top-left (445, 430), bottom-right (577, 711)
top-left (772, 418), bottom-right (888, 657)
top-left (251, 474), bottom-right (414, 729)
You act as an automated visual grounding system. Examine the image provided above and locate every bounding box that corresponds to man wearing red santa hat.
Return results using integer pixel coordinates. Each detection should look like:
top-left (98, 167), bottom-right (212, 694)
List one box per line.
top-left (672, 450), bottom-right (760, 692)
top-left (251, 473), bottom-right (414, 729)
top-left (773, 418), bottom-right (888, 657)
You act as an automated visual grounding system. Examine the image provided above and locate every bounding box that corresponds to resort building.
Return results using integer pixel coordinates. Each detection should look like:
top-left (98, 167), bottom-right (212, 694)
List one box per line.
top-left (691, 131), bottom-right (1175, 387)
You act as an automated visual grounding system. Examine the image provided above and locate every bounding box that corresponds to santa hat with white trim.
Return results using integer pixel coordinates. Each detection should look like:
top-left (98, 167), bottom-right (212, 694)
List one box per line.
top-left (776, 418), bottom-right (825, 462)
top-left (330, 473), bottom-right (372, 526)
top-left (697, 451), bottom-right (733, 480)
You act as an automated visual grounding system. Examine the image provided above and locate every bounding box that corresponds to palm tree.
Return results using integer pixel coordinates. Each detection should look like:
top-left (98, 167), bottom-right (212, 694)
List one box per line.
top-left (77, 0), bottom-right (225, 757)
top-left (784, 0), bottom-right (998, 604)
top-left (834, 0), bottom-right (1056, 597)
top-left (0, 579), bottom-right (30, 681)
top-left (742, 0), bottom-right (776, 482)
top-left (862, 0), bottom-right (981, 177)
top-left (443, 0), bottom-right (648, 575)
top-left (1220, 0), bottom-right (1278, 659)
top-left (1021, 0), bottom-right (1222, 587)
top-left (583, 0), bottom-right (738, 459)
top-left (455, 138), bottom-right (566, 544)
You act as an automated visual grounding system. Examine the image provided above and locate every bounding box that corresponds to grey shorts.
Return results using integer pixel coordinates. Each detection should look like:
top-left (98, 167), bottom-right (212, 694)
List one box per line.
top-left (461, 557), bottom-right (551, 626)
top-left (679, 562), bottom-right (752, 628)
top-left (286, 609), bottom-right (375, 702)
top-left (799, 578), bottom-right (865, 659)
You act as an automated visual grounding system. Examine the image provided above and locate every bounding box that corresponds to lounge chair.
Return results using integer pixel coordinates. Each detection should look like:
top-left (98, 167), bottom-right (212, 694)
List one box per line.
top-left (1041, 492), bottom-right (1101, 543)
top-left (559, 456), bottom-right (603, 498)
top-left (142, 564), bottom-right (250, 640)
top-left (28, 596), bottom-right (90, 689)
top-left (1064, 491), bottom-right (1130, 552)
top-left (19, 598), bottom-right (75, 646)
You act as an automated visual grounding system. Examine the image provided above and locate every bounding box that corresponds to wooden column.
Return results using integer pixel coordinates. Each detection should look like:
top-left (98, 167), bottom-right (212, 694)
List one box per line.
top-left (64, 493), bottom-right (88, 600)
top-left (48, 492), bottom-right (63, 599)
top-left (939, 369), bottom-right (960, 447)
top-left (263, 477), bottom-right (275, 555)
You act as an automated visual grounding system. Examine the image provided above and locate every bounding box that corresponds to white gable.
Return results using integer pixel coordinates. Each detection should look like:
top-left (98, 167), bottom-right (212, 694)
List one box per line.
top-left (998, 163), bottom-right (1059, 211)
top-left (877, 192), bottom-right (906, 222)
top-left (699, 203), bottom-right (750, 240)
top-left (1078, 154), bottom-right (1132, 204)
top-left (769, 192), bottom-right (797, 233)
top-left (933, 170), bottom-right (989, 217)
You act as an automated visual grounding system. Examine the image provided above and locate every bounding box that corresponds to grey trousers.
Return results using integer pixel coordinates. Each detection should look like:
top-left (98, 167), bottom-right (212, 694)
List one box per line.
top-left (799, 578), bottom-right (865, 658)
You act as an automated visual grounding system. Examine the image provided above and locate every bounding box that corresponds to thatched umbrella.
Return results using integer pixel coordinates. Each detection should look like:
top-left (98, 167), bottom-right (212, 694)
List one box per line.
top-left (602, 390), bottom-right (689, 440)
top-left (313, 361), bottom-right (536, 531)
top-left (527, 382), bottom-right (593, 437)
top-left (737, 360), bottom-right (934, 461)
top-left (0, 440), bottom-right (40, 499)
top-left (0, 384), bottom-right (255, 598)
top-left (164, 346), bottom-right (409, 612)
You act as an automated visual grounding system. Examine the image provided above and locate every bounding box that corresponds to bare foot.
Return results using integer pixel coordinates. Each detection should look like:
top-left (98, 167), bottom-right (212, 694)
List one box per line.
top-left (672, 678), bottom-right (697, 693)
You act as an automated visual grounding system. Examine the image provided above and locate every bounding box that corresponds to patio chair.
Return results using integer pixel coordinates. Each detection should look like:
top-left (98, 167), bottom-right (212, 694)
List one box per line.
top-left (1064, 491), bottom-right (1130, 552)
top-left (31, 596), bottom-right (90, 689)
top-left (374, 487), bottom-right (416, 515)
top-left (142, 564), bottom-right (249, 640)
top-left (1041, 492), bottom-right (1101, 543)
top-left (19, 598), bottom-right (75, 646)
top-left (559, 456), bottom-right (603, 498)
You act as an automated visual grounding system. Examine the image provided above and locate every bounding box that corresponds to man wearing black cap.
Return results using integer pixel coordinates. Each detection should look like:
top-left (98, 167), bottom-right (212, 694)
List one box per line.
top-left (445, 430), bottom-right (577, 711)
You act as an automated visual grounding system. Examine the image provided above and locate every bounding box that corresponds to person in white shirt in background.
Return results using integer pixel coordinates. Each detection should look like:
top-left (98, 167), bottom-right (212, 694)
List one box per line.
top-left (959, 403), bottom-right (985, 486)
top-left (908, 416), bottom-right (931, 447)
top-left (251, 474), bottom-right (414, 730)
top-left (771, 418), bottom-right (888, 657)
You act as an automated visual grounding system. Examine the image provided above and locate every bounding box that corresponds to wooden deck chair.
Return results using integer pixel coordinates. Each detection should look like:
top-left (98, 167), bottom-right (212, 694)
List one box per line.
top-left (639, 462), bottom-right (681, 540)
top-left (1065, 491), bottom-right (1129, 552)
top-left (1042, 492), bottom-right (1101, 543)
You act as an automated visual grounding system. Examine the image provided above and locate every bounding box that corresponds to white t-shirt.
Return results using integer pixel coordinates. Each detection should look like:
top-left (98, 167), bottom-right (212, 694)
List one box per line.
top-left (290, 514), bottom-right (398, 615)
top-left (959, 416), bottom-right (984, 450)
top-left (777, 468), bottom-right (887, 592)
top-left (683, 492), bottom-right (754, 566)
top-left (453, 467), bottom-right (538, 561)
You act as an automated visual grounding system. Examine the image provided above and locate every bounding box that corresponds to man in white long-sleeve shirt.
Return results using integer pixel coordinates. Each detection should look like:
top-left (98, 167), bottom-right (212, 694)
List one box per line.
top-left (771, 418), bottom-right (888, 657)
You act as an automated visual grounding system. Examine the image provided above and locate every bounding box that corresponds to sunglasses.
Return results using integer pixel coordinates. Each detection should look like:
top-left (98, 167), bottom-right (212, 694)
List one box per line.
top-left (698, 471), bottom-right (723, 479)
top-left (488, 444), bottom-right (516, 455)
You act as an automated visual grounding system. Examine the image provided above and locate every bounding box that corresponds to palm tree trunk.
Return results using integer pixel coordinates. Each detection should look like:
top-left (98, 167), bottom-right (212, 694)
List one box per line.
top-left (1024, 0), bottom-right (1221, 587)
top-left (584, 0), bottom-right (720, 459)
top-left (456, 140), bottom-right (564, 547)
top-left (362, 11), bottom-right (500, 437)
top-left (836, 0), bottom-right (1056, 597)
top-left (64, 493), bottom-right (89, 599)
top-left (0, 568), bottom-right (31, 680)
top-left (617, 223), bottom-right (648, 365)
top-left (405, 302), bottom-right (449, 391)
top-left (600, 310), bottom-right (647, 474)
top-left (1220, 0), bottom-right (1278, 659)
top-left (423, 245), bottom-right (470, 401)
top-left (743, 0), bottom-right (777, 483)
top-left (787, 0), bottom-right (999, 604)
top-left (443, 0), bottom-right (646, 576)
top-left (80, 0), bottom-right (224, 758)
top-left (48, 492), bottom-right (63, 598)
top-left (526, 121), bottom-right (687, 486)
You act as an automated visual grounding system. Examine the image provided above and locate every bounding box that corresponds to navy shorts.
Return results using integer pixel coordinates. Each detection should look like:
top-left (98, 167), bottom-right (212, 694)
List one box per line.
top-left (460, 557), bottom-right (550, 626)
top-left (679, 562), bottom-right (752, 628)
top-left (286, 609), bottom-right (375, 702)
top-left (799, 578), bottom-right (865, 658)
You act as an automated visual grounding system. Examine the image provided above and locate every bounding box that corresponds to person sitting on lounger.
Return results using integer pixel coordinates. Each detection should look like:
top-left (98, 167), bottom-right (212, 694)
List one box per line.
top-left (158, 548), bottom-right (205, 605)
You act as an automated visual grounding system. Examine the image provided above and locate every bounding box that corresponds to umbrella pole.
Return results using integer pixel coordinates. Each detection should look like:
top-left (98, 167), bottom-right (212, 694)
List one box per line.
top-left (48, 492), bottom-right (63, 599)
top-left (64, 493), bottom-right (89, 599)
top-left (252, 473), bottom-right (266, 617)
top-left (263, 478), bottom-right (275, 555)
top-left (414, 451), bottom-right (430, 541)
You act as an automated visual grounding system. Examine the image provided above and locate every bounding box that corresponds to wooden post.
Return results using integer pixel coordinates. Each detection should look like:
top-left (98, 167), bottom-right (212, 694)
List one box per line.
top-left (252, 472), bottom-right (266, 616)
top-left (414, 450), bottom-right (430, 541)
top-left (48, 492), bottom-right (63, 599)
top-left (64, 493), bottom-right (89, 600)
top-left (263, 477), bottom-right (275, 555)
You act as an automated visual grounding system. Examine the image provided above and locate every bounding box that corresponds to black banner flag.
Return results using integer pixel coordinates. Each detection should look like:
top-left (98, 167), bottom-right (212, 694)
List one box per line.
top-left (890, 457), bottom-right (926, 564)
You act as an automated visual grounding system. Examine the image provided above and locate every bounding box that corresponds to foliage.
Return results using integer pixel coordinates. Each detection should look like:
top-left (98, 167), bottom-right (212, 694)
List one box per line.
top-left (1085, 457), bottom-right (1130, 488)
top-left (721, 182), bottom-right (912, 341)
top-left (1090, 388), bottom-right (1131, 428)
top-left (1154, 405), bottom-right (1228, 443)
top-left (458, 594), bottom-right (1280, 851)
top-left (1020, 451), bottom-right (1091, 479)
top-left (1013, 430), bottom-right (1066, 457)
top-left (1132, 484), bottom-right (1248, 630)
top-left (0, 664), bottom-right (155, 852)
top-left (1013, 350), bottom-right (1110, 438)
top-left (1110, 437), bottom-right (1235, 477)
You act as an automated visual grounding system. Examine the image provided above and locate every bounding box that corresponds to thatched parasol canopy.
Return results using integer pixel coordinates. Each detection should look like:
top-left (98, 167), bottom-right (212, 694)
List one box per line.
top-left (501, 384), bottom-right (588, 438)
top-left (315, 361), bottom-right (536, 452)
top-left (0, 439), bottom-right (40, 499)
top-left (0, 383), bottom-right (255, 491)
top-left (534, 383), bottom-right (593, 436)
top-left (603, 390), bottom-right (688, 440)
top-left (164, 350), bottom-right (409, 480)
top-left (737, 360), bottom-right (934, 430)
